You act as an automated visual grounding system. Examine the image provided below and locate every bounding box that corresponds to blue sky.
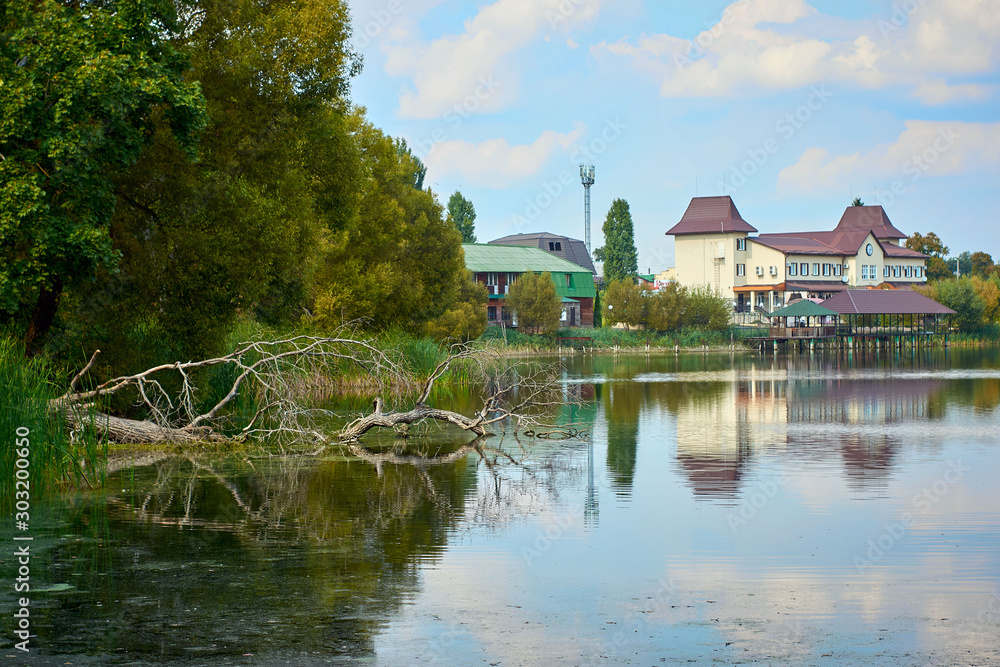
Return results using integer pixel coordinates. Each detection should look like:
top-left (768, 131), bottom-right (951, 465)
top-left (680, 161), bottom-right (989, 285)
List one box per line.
top-left (347, 0), bottom-right (1000, 271)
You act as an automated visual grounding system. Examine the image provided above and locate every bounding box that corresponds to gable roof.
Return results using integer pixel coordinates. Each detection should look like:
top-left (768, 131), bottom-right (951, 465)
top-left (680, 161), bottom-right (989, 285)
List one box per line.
top-left (666, 196), bottom-right (757, 236)
top-left (835, 205), bottom-right (907, 240)
top-left (768, 300), bottom-right (839, 319)
top-left (463, 243), bottom-right (595, 274)
top-left (821, 290), bottom-right (955, 315)
top-left (487, 232), bottom-right (596, 273)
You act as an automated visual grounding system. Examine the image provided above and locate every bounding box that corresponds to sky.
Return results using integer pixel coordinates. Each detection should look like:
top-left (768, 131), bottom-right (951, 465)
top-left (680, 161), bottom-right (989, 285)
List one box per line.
top-left (346, 0), bottom-right (1000, 272)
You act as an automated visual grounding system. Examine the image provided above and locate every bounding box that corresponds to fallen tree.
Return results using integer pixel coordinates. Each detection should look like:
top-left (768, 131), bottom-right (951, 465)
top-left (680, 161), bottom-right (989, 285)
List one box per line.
top-left (52, 329), bottom-right (566, 446)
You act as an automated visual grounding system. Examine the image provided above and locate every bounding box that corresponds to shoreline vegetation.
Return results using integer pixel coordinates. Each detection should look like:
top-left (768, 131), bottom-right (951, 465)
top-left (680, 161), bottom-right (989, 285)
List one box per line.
top-left (2, 321), bottom-right (997, 507)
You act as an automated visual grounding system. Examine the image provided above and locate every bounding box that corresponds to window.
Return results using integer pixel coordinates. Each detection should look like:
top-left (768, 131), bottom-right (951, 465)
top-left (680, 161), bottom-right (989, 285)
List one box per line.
top-left (548, 242), bottom-right (555, 251)
top-left (893, 265), bottom-right (901, 278)
top-left (565, 273), bottom-right (571, 287)
top-left (787, 263), bottom-right (797, 276)
top-left (501, 306), bottom-right (509, 321)
top-left (916, 266), bottom-right (923, 278)
top-left (487, 272), bottom-right (498, 286)
top-left (861, 265), bottom-right (869, 280)
top-left (884, 265), bottom-right (890, 278)
top-left (487, 306), bottom-right (497, 321)
top-left (737, 263), bottom-right (746, 276)
top-left (904, 266), bottom-right (912, 278)
top-left (823, 263), bottom-right (831, 277)
top-left (834, 264), bottom-right (842, 277)
top-left (736, 238), bottom-right (747, 251)
top-left (800, 262), bottom-right (808, 276)
top-left (555, 242), bottom-right (562, 251)
top-left (812, 263), bottom-right (820, 276)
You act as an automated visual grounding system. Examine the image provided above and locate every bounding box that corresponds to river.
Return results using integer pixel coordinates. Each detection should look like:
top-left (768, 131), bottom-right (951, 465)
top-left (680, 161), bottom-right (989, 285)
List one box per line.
top-left (3, 347), bottom-right (999, 665)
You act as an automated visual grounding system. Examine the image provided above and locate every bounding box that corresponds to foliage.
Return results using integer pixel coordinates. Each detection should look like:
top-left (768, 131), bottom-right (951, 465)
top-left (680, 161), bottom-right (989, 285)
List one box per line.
top-left (593, 289), bottom-right (603, 328)
top-left (646, 283), bottom-right (685, 331)
top-left (592, 246), bottom-right (605, 262)
top-left (0, 0), bottom-right (207, 350)
top-left (424, 273), bottom-right (488, 343)
top-left (0, 335), bottom-right (105, 505)
top-left (905, 231), bottom-right (949, 258)
top-left (919, 278), bottom-right (986, 332)
top-left (683, 286), bottom-right (732, 330)
top-left (601, 199), bottom-right (638, 283)
top-left (644, 283), bottom-right (730, 332)
top-left (970, 252), bottom-right (996, 278)
top-left (395, 138), bottom-right (427, 190)
top-left (447, 191), bottom-right (478, 244)
top-left (603, 279), bottom-right (645, 330)
top-left (925, 256), bottom-right (954, 281)
top-left (851, 197), bottom-right (864, 206)
top-left (312, 112), bottom-right (468, 334)
top-left (506, 272), bottom-right (561, 335)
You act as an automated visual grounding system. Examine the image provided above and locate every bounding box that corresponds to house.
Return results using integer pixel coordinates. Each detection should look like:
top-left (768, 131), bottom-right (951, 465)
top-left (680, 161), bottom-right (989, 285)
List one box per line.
top-left (487, 232), bottom-right (597, 274)
top-left (665, 196), bottom-right (929, 312)
top-left (463, 243), bottom-right (597, 327)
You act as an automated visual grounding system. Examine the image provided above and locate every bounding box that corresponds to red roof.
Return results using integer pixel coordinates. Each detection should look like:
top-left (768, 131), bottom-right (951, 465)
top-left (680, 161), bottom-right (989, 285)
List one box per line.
top-left (666, 196), bottom-right (757, 236)
top-left (821, 290), bottom-right (955, 315)
top-left (835, 205), bottom-right (907, 240)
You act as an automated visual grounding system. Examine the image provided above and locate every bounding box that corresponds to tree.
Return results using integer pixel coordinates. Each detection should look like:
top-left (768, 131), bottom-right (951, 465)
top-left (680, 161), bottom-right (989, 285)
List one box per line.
top-left (603, 279), bottom-right (645, 330)
top-left (55, 0), bottom-right (362, 370)
top-left (906, 232), bottom-right (949, 258)
top-left (506, 272), bottom-right (561, 335)
top-left (851, 197), bottom-right (864, 206)
top-left (396, 138), bottom-right (427, 190)
top-left (592, 246), bottom-right (606, 262)
top-left (956, 251), bottom-right (973, 278)
top-left (970, 252), bottom-right (995, 277)
top-left (602, 199), bottom-right (638, 284)
top-left (683, 286), bottom-right (732, 330)
top-left (0, 0), bottom-right (207, 353)
top-left (424, 272), bottom-right (488, 342)
top-left (646, 283), bottom-right (686, 331)
top-left (448, 191), bottom-right (478, 244)
top-left (923, 278), bottom-right (986, 331)
top-left (925, 256), bottom-right (954, 281)
top-left (593, 289), bottom-right (603, 328)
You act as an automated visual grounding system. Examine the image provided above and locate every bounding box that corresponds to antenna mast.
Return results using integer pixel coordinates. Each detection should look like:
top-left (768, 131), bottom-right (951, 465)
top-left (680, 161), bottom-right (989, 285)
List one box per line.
top-left (580, 165), bottom-right (595, 254)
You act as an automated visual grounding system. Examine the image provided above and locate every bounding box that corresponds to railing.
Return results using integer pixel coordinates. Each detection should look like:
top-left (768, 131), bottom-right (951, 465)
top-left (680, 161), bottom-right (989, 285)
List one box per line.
top-left (768, 326), bottom-right (840, 338)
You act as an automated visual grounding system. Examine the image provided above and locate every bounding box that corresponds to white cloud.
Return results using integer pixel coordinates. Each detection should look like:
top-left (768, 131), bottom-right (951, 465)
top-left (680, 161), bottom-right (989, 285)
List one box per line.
top-left (424, 123), bottom-right (587, 188)
top-left (594, 0), bottom-right (1000, 103)
top-left (383, 0), bottom-right (603, 119)
top-left (777, 120), bottom-right (1000, 193)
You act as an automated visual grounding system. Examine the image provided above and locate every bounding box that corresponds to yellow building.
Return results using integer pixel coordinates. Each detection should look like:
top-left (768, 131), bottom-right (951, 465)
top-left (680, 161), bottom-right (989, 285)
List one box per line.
top-left (666, 197), bottom-right (928, 312)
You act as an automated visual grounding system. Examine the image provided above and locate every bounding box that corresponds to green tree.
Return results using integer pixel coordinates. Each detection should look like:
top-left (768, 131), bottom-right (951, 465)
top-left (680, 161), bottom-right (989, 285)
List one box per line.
top-left (58, 0), bottom-right (361, 369)
top-left (0, 0), bottom-right (207, 353)
top-left (970, 252), bottom-right (995, 277)
top-left (925, 256), bottom-right (954, 281)
top-left (646, 283), bottom-right (686, 331)
top-left (924, 278), bottom-right (986, 331)
top-left (851, 197), bottom-right (864, 206)
top-left (313, 113), bottom-right (467, 334)
top-left (683, 286), bottom-right (731, 330)
top-left (447, 191), bottom-right (478, 244)
top-left (424, 272), bottom-right (488, 342)
top-left (396, 138), bottom-right (427, 190)
top-left (906, 232), bottom-right (949, 258)
top-left (602, 199), bottom-right (638, 284)
top-left (506, 272), bottom-right (560, 335)
top-left (592, 289), bottom-right (603, 327)
top-left (603, 279), bottom-right (645, 330)
top-left (592, 246), bottom-right (605, 262)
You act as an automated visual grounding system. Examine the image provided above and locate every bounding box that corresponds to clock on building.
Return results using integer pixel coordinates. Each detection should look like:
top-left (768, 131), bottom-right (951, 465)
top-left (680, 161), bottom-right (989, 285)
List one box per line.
top-left (866, 243), bottom-right (873, 256)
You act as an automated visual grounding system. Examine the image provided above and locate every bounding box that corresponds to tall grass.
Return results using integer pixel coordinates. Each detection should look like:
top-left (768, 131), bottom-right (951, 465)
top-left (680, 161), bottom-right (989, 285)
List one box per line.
top-left (0, 335), bottom-right (106, 508)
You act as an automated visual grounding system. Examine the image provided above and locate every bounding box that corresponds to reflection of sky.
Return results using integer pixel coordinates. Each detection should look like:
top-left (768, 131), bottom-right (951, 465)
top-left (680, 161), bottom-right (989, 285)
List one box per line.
top-left (376, 351), bottom-right (1000, 665)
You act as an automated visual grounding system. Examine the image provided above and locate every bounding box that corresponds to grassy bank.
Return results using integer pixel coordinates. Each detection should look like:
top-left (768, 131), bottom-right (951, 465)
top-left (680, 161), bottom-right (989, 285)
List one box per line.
top-left (478, 326), bottom-right (754, 352)
top-left (0, 336), bottom-right (106, 508)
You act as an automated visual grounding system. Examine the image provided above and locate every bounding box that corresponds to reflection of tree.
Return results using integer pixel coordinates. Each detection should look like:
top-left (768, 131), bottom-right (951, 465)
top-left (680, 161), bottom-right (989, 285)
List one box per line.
top-left (40, 448), bottom-right (479, 661)
top-left (602, 383), bottom-right (641, 494)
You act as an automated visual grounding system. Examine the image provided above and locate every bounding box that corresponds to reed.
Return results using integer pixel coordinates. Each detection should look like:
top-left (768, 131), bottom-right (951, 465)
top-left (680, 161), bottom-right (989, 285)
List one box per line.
top-left (0, 335), bottom-right (106, 508)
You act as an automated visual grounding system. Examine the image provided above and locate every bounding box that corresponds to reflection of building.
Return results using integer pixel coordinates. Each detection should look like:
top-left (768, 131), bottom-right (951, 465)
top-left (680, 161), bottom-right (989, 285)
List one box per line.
top-left (673, 369), bottom-right (788, 500)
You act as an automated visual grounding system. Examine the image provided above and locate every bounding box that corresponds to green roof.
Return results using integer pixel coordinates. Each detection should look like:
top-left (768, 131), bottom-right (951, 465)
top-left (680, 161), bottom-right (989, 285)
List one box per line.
top-left (463, 244), bottom-right (593, 274)
top-left (768, 300), bottom-right (839, 319)
top-left (639, 274), bottom-right (655, 282)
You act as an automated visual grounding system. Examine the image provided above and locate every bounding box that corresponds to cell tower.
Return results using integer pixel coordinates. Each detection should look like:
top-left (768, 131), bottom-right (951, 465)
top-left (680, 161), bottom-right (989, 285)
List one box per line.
top-left (580, 165), bottom-right (595, 255)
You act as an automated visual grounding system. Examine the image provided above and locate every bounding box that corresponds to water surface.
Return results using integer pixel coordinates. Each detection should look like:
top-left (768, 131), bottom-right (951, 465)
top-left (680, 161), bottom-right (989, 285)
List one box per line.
top-left (3, 347), bottom-right (999, 665)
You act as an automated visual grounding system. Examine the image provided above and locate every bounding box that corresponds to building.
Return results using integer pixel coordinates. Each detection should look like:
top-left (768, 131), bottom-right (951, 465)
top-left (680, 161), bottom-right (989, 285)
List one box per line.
top-left (462, 244), bottom-right (597, 327)
top-left (665, 197), bottom-right (929, 312)
top-left (487, 232), bottom-right (597, 274)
